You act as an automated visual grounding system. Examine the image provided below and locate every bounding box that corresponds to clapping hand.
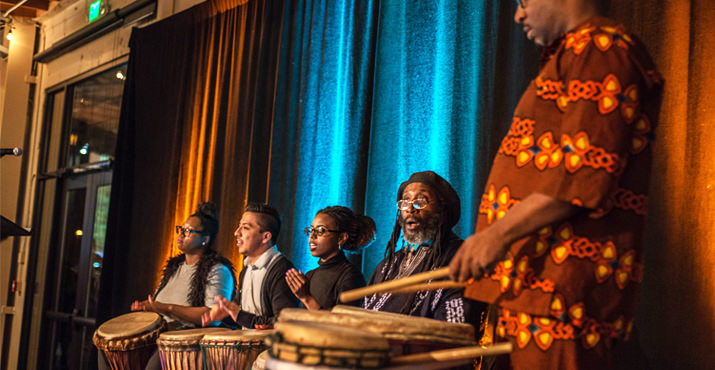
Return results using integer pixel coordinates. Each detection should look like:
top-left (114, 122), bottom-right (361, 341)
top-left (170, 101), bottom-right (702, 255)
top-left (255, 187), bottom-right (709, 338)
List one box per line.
top-left (201, 295), bottom-right (240, 327)
top-left (285, 268), bottom-right (311, 300)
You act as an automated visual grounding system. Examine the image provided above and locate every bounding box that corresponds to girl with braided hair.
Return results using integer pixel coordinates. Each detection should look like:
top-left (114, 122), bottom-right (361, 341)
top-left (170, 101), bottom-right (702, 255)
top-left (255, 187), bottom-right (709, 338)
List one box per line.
top-left (99, 203), bottom-right (237, 370)
top-left (130, 202), bottom-right (236, 328)
top-left (285, 206), bottom-right (375, 310)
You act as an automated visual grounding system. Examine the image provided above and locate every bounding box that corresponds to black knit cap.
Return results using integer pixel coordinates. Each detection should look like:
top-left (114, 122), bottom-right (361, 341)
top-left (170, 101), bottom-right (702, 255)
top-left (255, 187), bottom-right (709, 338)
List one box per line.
top-left (396, 170), bottom-right (461, 229)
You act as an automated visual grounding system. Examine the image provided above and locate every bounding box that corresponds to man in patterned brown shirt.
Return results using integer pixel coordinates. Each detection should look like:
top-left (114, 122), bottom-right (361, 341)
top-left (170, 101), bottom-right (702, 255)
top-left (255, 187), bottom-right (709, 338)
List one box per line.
top-left (449, 0), bottom-right (663, 369)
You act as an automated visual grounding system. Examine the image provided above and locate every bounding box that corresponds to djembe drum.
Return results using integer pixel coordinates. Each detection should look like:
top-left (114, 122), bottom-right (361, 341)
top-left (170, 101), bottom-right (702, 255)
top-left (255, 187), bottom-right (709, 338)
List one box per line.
top-left (280, 306), bottom-right (475, 356)
top-left (267, 321), bottom-right (391, 369)
top-left (156, 327), bottom-right (229, 370)
top-left (93, 312), bottom-right (165, 370)
top-left (200, 329), bottom-right (272, 370)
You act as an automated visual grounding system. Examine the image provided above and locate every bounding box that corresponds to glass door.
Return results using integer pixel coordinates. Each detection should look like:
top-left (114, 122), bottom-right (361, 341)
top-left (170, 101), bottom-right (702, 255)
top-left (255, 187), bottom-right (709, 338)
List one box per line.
top-left (42, 171), bottom-right (111, 370)
top-left (19, 63), bottom-right (126, 370)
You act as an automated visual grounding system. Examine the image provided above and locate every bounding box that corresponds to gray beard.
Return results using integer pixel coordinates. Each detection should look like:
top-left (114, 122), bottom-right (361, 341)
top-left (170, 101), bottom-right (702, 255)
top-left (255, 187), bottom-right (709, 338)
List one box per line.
top-left (400, 213), bottom-right (440, 245)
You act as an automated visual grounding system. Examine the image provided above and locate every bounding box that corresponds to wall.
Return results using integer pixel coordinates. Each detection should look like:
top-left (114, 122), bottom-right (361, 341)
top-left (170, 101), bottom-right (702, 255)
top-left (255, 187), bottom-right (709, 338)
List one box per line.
top-left (610, 1), bottom-right (715, 369)
top-left (0, 18), bottom-right (38, 370)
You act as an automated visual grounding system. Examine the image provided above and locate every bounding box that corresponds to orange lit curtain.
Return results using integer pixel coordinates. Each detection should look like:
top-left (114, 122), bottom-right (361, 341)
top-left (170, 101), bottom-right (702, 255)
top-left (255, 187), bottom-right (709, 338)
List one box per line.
top-left (171, 0), bottom-right (284, 264)
top-left (608, 1), bottom-right (715, 369)
top-left (99, 0), bottom-right (284, 322)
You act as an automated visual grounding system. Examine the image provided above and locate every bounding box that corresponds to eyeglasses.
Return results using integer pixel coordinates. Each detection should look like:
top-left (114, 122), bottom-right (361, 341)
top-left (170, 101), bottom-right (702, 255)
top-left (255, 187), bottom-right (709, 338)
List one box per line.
top-left (304, 226), bottom-right (339, 237)
top-left (176, 225), bottom-right (202, 237)
top-left (515, 0), bottom-right (527, 8)
top-left (397, 198), bottom-right (430, 211)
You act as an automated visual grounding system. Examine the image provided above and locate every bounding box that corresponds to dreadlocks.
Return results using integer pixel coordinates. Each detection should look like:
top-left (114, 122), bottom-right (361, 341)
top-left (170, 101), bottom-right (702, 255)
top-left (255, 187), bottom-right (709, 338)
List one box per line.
top-left (381, 171), bottom-right (461, 315)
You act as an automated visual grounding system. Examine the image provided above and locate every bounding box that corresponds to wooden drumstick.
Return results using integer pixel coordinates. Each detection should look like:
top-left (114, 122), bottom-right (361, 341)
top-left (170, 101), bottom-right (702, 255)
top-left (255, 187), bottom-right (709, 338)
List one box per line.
top-left (339, 267), bottom-right (451, 302)
top-left (390, 342), bottom-right (513, 365)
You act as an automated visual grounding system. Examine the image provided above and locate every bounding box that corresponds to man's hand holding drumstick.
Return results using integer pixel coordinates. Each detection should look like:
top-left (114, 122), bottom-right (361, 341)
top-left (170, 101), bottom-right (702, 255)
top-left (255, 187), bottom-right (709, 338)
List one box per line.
top-left (449, 193), bottom-right (579, 282)
top-left (448, 225), bottom-right (510, 283)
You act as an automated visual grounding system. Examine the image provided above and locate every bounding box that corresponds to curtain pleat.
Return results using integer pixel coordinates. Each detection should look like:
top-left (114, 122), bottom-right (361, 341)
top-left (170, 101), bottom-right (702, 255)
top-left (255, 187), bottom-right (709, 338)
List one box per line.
top-left (100, 0), bottom-right (285, 322)
top-left (267, 0), bottom-right (379, 271)
top-left (360, 1), bottom-right (533, 273)
top-left (609, 2), bottom-right (715, 369)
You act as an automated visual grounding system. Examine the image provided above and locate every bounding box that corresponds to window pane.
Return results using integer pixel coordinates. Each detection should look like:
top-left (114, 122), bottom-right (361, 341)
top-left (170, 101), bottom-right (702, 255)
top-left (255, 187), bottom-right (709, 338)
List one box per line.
top-left (45, 90), bottom-right (65, 173)
top-left (86, 184), bottom-right (110, 317)
top-left (50, 321), bottom-right (87, 370)
top-left (67, 65), bottom-right (126, 167)
top-left (57, 188), bottom-right (85, 313)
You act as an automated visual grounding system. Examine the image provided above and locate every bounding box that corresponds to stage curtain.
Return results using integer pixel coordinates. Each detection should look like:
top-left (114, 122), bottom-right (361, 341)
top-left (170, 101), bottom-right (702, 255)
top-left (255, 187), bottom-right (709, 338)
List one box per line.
top-left (267, 0), bottom-right (537, 274)
top-left (608, 1), bottom-right (715, 369)
top-left (360, 1), bottom-right (539, 272)
top-left (101, 0), bottom-right (537, 321)
top-left (99, 0), bottom-right (285, 322)
top-left (266, 0), bottom-right (380, 271)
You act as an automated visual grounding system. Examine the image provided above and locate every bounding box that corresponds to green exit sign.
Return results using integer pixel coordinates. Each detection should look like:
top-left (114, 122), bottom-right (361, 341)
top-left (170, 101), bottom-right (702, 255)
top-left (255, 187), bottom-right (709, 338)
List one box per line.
top-left (89, 0), bottom-right (102, 22)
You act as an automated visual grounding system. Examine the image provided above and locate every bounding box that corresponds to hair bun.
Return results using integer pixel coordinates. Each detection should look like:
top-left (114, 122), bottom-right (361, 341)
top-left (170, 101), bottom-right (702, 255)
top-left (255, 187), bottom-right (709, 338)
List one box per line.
top-left (354, 215), bottom-right (377, 250)
top-left (196, 201), bottom-right (218, 220)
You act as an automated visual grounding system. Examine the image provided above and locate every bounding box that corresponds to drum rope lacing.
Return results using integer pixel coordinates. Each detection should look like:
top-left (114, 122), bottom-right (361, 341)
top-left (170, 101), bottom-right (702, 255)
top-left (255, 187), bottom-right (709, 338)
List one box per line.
top-left (266, 332), bottom-right (391, 369)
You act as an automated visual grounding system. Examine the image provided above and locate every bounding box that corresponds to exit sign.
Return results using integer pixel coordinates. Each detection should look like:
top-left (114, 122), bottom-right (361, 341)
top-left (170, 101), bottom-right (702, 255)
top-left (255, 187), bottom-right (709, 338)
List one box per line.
top-left (89, 0), bottom-right (102, 22)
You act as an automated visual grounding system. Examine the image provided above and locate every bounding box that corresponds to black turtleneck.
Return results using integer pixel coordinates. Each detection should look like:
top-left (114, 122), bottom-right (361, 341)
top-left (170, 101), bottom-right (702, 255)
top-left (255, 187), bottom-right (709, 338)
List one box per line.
top-left (305, 252), bottom-right (366, 309)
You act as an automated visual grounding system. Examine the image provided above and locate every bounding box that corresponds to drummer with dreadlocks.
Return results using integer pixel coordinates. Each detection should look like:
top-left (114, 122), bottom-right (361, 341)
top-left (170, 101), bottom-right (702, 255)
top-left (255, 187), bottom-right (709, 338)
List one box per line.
top-left (363, 171), bottom-right (487, 332)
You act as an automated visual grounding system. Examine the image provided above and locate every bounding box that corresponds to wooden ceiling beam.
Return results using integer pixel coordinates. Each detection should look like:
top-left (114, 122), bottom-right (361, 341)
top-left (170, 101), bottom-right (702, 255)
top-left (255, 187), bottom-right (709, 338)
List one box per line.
top-left (0, 0), bottom-right (49, 11)
top-left (0, 5), bottom-right (39, 18)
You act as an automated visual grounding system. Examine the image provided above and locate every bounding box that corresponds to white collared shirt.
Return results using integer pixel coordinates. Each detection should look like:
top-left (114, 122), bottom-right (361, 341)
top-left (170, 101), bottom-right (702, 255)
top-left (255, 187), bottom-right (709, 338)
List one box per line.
top-left (240, 246), bottom-right (280, 317)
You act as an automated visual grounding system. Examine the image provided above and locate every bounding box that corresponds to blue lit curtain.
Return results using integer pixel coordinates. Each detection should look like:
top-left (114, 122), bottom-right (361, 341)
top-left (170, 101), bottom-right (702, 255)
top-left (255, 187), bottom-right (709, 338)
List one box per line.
top-left (362, 1), bottom-right (537, 272)
top-left (268, 0), bottom-right (380, 271)
top-left (363, 1), bottom-right (497, 272)
top-left (270, 0), bottom-right (535, 274)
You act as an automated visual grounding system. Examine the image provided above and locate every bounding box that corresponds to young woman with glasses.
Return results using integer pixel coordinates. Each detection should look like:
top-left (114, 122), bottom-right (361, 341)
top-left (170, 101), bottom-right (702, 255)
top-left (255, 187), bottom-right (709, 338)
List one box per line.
top-left (284, 206), bottom-right (376, 310)
top-left (99, 202), bottom-right (237, 370)
top-left (129, 202), bottom-right (236, 327)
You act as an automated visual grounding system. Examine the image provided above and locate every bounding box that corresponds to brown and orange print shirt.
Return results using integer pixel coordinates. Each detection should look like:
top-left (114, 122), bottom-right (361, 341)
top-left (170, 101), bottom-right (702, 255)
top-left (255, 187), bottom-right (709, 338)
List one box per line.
top-left (465, 17), bottom-right (663, 347)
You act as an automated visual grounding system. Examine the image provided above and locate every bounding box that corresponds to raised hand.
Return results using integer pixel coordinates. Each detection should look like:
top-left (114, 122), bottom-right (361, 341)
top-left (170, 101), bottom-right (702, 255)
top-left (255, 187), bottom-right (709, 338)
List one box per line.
top-left (130, 295), bottom-right (168, 314)
top-left (201, 295), bottom-right (240, 326)
top-left (130, 299), bottom-right (149, 311)
top-left (285, 268), bottom-right (311, 300)
top-left (285, 268), bottom-right (321, 310)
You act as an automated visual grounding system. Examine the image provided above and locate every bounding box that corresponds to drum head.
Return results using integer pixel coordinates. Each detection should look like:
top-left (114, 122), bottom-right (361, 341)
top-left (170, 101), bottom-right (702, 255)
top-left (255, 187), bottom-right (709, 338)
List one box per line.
top-left (96, 312), bottom-right (163, 341)
top-left (329, 305), bottom-right (475, 344)
top-left (272, 321), bottom-right (390, 368)
top-left (281, 306), bottom-right (475, 345)
top-left (275, 321), bottom-right (387, 350)
top-left (200, 329), bottom-right (273, 344)
top-left (157, 327), bottom-right (229, 347)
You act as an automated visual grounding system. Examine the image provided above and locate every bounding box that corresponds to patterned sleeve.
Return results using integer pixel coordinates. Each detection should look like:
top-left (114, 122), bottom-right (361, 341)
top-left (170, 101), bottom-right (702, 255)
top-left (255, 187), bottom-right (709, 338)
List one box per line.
top-left (526, 36), bottom-right (650, 211)
top-left (432, 287), bottom-right (487, 338)
top-left (204, 264), bottom-right (234, 307)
